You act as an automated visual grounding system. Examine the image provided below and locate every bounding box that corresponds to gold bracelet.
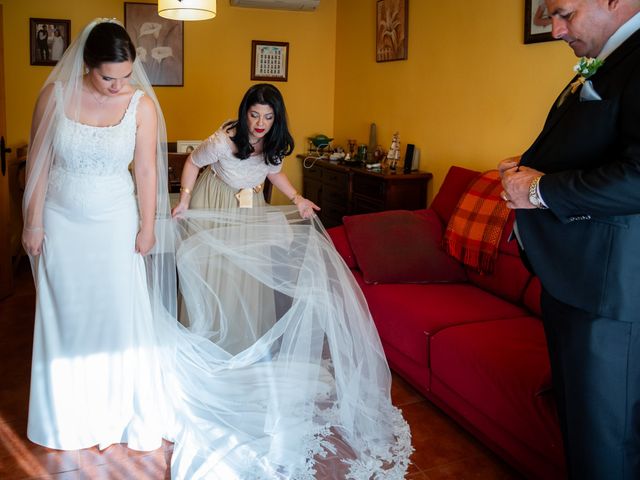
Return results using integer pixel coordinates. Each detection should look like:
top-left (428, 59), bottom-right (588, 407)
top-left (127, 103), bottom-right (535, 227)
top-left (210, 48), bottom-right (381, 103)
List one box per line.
top-left (24, 225), bottom-right (44, 232)
top-left (290, 192), bottom-right (302, 204)
top-left (180, 186), bottom-right (192, 195)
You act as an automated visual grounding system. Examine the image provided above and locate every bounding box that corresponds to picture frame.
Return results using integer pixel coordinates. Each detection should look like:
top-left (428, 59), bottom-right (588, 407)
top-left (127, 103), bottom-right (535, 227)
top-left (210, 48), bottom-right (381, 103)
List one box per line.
top-left (524, 0), bottom-right (557, 44)
top-left (376, 0), bottom-right (408, 62)
top-left (176, 140), bottom-right (202, 154)
top-left (251, 40), bottom-right (289, 82)
top-left (124, 2), bottom-right (184, 86)
top-left (30, 18), bottom-right (71, 66)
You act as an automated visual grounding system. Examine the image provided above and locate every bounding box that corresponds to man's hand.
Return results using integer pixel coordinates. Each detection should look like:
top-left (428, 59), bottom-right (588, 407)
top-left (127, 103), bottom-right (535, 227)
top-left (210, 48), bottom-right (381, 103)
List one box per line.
top-left (498, 156), bottom-right (521, 177)
top-left (498, 158), bottom-right (544, 209)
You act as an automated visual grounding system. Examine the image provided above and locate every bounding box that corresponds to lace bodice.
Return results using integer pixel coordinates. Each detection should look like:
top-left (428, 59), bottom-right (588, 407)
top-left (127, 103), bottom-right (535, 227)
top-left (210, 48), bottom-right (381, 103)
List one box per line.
top-left (190, 126), bottom-right (282, 190)
top-left (52, 81), bottom-right (143, 176)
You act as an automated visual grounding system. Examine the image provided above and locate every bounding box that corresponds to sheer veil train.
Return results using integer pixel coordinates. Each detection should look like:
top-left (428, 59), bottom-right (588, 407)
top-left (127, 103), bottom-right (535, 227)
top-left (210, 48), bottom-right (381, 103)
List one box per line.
top-left (24, 18), bottom-right (413, 479)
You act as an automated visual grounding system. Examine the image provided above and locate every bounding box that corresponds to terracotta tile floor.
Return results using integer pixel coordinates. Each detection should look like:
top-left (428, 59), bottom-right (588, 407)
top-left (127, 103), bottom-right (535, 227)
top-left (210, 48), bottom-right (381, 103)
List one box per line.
top-left (0, 263), bottom-right (523, 479)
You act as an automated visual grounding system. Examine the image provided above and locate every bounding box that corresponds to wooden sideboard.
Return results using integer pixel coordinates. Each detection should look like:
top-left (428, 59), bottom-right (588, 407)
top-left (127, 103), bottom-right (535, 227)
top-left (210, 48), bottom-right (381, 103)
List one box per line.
top-left (299, 156), bottom-right (432, 228)
top-left (168, 152), bottom-right (189, 193)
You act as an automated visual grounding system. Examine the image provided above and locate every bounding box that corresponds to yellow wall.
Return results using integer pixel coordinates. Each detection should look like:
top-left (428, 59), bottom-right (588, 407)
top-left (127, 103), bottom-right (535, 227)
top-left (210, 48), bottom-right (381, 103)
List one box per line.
top-left (334, 0), bottom-right (575, 196)
top-left (1, 0), bottom-right (336, 204)
top-left (2, 0), bottom-right (579, 203)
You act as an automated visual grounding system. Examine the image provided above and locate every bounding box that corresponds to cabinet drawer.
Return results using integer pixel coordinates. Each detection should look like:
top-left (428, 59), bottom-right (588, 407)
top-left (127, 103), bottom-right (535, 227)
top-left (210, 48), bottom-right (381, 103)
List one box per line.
top-left (352, 174), bottom-right (385, 198)
top-left (323, 169), bottom-right (349, 188)
top-left (303, 178), bottom-right (322, 204)
top-left (302, 164), bottom-right (323, 181)
top-left (321, 201), bottom-right (348, 228)
top-left (352, 194), bottom-right (383, 214)
top-left (323, 184), bottom-right (348, 204)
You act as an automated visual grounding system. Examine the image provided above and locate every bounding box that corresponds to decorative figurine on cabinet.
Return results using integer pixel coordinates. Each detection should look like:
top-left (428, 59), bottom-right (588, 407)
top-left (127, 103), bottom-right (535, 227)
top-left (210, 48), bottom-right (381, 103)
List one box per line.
top-left (387, 132), bottom-right (401, 171)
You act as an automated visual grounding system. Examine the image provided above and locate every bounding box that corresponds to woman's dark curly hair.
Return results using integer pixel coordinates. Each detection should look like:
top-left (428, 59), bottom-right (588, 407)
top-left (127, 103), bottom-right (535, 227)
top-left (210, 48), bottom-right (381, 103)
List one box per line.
top-left (83, 22), bottom-right (136, 68)
top-left (225, 83), bottom-right (294, 166)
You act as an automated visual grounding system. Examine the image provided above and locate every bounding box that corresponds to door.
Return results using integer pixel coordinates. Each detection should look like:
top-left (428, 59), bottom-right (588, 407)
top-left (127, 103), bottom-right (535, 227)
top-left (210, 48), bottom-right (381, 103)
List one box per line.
top-left (0, 4), bottom-right (14, 299)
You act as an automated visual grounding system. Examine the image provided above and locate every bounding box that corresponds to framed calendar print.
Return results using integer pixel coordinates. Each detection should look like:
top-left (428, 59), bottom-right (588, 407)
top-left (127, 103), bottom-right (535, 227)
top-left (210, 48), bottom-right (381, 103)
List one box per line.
top-left (251, 40), bottom-right (289, 82)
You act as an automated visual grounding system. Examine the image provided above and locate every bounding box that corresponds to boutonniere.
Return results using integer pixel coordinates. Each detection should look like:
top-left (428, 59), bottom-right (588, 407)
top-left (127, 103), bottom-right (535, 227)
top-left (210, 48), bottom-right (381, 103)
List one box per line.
top-left (570, 57), bottom-right (604, 93)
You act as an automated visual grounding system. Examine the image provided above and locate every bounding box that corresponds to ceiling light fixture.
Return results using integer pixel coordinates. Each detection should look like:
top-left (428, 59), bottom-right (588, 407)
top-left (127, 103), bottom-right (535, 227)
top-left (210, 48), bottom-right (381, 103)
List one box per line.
top-left (158, 0), bottom-right (217, 21)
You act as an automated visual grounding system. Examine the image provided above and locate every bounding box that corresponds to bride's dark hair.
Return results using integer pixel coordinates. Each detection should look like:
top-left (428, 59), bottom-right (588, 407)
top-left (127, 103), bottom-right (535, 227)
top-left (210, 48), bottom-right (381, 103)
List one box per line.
top-left (83, 22), bottom-right (136, 68)
top-left (226, 83), bottom-right (294, 166)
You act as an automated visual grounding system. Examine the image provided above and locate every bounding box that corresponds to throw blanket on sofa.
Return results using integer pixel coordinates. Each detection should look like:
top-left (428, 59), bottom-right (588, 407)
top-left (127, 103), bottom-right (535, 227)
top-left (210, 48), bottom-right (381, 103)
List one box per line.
top-left (443, 169), bottom-right (510, 273)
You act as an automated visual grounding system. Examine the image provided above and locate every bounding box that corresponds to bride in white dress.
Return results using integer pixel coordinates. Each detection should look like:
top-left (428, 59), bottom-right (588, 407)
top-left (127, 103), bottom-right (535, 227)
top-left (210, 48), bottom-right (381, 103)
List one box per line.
top-left (23, 20), bottom-right (171, 451)
top-left (23, 18), bottom-right (412, 479)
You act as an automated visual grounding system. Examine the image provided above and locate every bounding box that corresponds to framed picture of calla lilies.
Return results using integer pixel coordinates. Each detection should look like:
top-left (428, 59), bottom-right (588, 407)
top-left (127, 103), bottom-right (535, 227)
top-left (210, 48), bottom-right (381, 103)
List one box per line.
top-left (124, 2), bottom-right (184, 86)
top-left (376, 0), bottom-right (408, 62)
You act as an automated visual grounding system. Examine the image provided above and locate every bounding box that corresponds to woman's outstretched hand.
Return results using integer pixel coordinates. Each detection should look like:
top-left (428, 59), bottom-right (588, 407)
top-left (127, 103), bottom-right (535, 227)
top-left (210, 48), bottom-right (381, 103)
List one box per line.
top-left (296, 197), bottom-right (320, 219)
top-left (171, 198), bottom-right (190, 218)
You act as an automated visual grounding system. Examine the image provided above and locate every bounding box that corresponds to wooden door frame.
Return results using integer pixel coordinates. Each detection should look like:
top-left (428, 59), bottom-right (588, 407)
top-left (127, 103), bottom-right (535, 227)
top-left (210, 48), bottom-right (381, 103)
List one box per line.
top-left (0, 4), bottom-right (15, 299)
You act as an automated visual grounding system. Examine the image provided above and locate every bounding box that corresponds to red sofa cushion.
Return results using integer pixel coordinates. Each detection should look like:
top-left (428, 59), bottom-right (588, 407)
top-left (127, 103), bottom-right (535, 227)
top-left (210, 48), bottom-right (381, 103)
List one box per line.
top-left (342, 210), bottom-right (466, 284)
top-left (465, 255), bottom-right (532, 305)
top-left (430, 317), bottom-right (560, 461)
top-left (430, 166), bottom-right (481, 224)
top-left (355, 273), bottom-right (530, 367)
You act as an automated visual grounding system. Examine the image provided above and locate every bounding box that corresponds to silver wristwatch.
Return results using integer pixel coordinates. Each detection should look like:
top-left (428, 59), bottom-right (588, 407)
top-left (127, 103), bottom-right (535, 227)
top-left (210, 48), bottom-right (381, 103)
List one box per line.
top-left (528, 176), bottom-right (547, 209)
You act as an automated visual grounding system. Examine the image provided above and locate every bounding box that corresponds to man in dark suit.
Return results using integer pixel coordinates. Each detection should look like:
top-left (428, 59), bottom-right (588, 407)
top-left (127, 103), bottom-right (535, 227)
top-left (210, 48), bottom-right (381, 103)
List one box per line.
top-left (36, 25), bottom-right (49, 62)
top-left (500, 1), bottom-right (640, 478)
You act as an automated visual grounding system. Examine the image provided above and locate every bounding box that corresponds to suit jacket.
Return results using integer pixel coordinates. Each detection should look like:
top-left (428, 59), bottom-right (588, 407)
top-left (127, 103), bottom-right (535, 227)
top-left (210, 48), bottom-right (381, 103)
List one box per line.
top-left (518, 28), bottom-right (640, 322)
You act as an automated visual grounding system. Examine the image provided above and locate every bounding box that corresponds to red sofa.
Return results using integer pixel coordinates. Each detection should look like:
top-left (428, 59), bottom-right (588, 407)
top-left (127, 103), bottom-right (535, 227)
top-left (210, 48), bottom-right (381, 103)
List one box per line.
top-left (326, 166), bottom-right (566, 479)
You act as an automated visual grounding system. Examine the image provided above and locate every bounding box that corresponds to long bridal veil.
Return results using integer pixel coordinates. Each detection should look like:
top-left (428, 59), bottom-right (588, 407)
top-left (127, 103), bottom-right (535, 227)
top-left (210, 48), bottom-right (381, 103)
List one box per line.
top-left (168, 207), bottom-right (412, 478)
top-left (24, 17), bottom-right (412, 479)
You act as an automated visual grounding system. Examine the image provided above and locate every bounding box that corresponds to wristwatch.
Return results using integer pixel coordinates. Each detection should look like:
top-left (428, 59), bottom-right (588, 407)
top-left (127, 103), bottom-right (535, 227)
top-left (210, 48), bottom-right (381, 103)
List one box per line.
top-left (528, 176), bottom-right (548, 209)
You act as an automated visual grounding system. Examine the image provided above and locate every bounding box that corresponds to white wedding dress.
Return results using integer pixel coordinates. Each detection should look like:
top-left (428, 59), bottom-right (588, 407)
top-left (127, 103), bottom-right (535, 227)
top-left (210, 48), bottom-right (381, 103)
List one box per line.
top-left (28, 84), bottom-right (173, 451)
top-left (28, 80), bottom-right (412, 479)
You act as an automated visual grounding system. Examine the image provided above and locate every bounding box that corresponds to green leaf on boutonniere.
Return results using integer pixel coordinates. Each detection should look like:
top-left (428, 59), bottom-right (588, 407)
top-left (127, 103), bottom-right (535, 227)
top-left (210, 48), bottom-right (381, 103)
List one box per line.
top-left (567, 57), bottom-right (604, 95)
top-left (558, 57), bottom-right (604, 107)
top-left (573, 57), bottom-right (604, 78)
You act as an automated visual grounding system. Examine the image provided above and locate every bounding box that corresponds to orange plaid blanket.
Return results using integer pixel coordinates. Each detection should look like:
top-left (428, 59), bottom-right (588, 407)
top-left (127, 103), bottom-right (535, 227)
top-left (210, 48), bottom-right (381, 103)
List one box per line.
top-left (443, 170), bottom-right (510, 273)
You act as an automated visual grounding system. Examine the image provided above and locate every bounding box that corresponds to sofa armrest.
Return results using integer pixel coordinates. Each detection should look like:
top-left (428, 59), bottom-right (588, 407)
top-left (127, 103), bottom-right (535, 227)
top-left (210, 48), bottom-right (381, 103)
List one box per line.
top-left (327, 225), bottom-right (358, 269)
top-left (431, 166), bottom-right (481, 224)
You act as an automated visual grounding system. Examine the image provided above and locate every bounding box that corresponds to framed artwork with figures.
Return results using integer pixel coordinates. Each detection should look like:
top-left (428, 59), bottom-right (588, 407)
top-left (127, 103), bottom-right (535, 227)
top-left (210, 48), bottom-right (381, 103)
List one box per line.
top-left (30, 18), bottom-right (71, 66)
top-left (124, 2), bottom-right (184, 86)
top-left (524, 0), bottom-right (558, 44)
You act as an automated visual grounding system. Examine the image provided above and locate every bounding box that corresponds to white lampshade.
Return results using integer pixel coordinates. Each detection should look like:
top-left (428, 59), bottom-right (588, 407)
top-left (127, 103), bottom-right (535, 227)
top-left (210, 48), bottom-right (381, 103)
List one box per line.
top-left (158, 0), bottom-right (217, 21)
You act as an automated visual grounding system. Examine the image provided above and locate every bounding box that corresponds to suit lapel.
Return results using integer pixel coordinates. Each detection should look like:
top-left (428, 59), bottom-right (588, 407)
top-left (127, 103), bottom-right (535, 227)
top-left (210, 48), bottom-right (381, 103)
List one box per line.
top-left (521, 82), bottom-right (580, 164)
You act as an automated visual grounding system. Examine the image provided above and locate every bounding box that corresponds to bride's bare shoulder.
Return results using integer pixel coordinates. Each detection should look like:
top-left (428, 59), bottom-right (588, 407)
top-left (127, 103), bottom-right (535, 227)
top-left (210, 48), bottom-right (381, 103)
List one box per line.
top-left (135, 98), bottom-right (157, 134)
